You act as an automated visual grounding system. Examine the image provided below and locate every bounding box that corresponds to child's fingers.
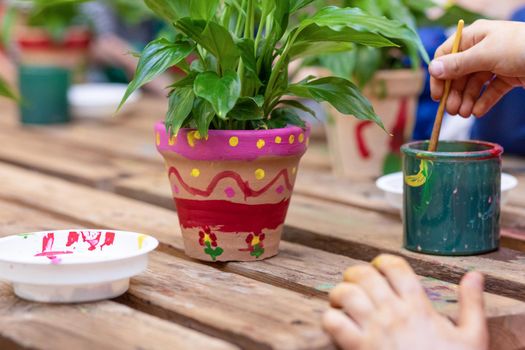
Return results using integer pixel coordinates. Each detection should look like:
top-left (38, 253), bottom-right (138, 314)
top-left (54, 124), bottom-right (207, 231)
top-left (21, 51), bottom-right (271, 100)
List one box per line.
top-left (447, 76), bottom-right (470, 115)
top-left (434, 19), bottom-right (489, 59)
top-left (371, 254), bottom-right (429, 304)
top-left (458, 272), bottom-right (488, 340)
top-left (472, 77), bottom-right (514, 117)
top-left (343, 264), bottom-right (398, 306)
top-left (459, 72), bottom-right (493, 117)
top-left (429, 44), bottom-right (487, 80)
top-left (322, 309), bottom-right (363, 349)
top-left (430, 75), bottom-right (445, 101)
top-left (329, 282), bottom-right (375, 327)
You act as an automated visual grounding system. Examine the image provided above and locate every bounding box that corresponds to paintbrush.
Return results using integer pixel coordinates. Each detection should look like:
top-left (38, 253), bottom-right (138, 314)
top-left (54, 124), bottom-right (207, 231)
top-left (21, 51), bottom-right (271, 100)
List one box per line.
top-left (428, 19), bottom-right (464, 152)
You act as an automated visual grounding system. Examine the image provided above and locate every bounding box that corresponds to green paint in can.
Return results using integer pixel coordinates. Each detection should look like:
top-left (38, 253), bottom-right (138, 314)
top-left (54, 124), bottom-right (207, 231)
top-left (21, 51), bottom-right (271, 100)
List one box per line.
top-left (401, 140), bottom-right (502, 256)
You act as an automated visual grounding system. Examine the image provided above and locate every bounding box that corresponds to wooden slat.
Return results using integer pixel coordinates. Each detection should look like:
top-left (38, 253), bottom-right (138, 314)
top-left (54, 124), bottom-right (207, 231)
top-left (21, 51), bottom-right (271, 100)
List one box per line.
top-left (0, 202), bottom-right (238, 350)
top-left (110, 170), bottom-right (525, 301)
top-left (0, 163), bottom-right (524, 349)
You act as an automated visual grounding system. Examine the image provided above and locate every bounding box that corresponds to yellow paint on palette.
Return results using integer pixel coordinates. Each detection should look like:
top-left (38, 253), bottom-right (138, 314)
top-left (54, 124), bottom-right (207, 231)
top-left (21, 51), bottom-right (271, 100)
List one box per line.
top-left (275, 136), bottom-right (282, 144)
top-left (229, 136), bottom-right (239, 147)
top-left (289, 135), bottom-right (295, 144)
top-left (298, 133), bottom-right (305, 143)
top-left (191, 168), bottom-right (201, 177)
top-left (156, 132), bottom-right (160, 146)
top-left (255, 168), bottom-right (265, 180)
top-left (138, 234), bottom-right (146, 249)
top-left (257, 139), bottom-right (265, 149)
top-left (252, 235), bottom-right (260, 245)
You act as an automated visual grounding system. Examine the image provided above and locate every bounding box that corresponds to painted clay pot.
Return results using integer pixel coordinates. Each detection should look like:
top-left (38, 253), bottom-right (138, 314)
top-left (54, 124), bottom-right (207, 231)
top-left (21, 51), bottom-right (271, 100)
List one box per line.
top-left (402, 140), bottom-right (503, 256)
top-left (16, 26), bottom-right (91, 83)
top-left (326, 69), bottom-right (425, 179)
top-left (155, 122), bottom-right (310, 262)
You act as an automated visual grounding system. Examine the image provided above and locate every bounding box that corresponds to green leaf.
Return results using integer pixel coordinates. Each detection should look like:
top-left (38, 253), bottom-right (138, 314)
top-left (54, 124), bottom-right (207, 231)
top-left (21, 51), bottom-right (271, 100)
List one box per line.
top-left (227, 97), bottom-right (264, 121)
top-left (354, 47), bottom-right (381, 88)
top-left (298, 6), bottom-right (429, 63)
top-left (317, 51), bottom-right (357, 79)
top-left (190, 0), bottom-right (220, 20)
top-left (119, 38), bottom-right (193, 111)
top-left (278, 100), bottom-right (316, 118)
top-left (193, 98), bottom-right (215, 137)
top-left (236, 38), bottom-right (257, 76)
top-left (194, 71), bottom-right (241, 119)
top-left (289, 40), bottom-right (356, 60)
top-left (176, 19), bottom-right (240, 71)
top-left (270, 108), bottom-right (306, 129)
top-left (165, 87), bottom-right (195, 136)
top-left (0, 76), bottom-right (18, 101)
top-left (287, 77), bottom-right (385, 131)
top-left (290, 0), bottom-right (317, 12)
top-left (144, 0), bottom-right (187, 21)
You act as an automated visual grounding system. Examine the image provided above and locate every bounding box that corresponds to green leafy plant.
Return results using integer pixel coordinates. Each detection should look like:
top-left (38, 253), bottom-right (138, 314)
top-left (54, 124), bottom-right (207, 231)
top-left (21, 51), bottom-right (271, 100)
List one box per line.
top-left (118, 0), bottom-right (428, 136)
top-left (0, 76), bottom-right (17, 100)
top-left (307, 0), bottom-right (482, 87)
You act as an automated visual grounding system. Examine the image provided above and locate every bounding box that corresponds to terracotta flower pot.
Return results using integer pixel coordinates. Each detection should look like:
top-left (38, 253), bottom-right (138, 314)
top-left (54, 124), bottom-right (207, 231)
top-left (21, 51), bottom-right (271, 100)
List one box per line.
top-left (326, 69), bottom-right (425, 180)
top-left (155, 122), bottom-right (310, 262)
top-left (16, 26), bottom-right (91, 83)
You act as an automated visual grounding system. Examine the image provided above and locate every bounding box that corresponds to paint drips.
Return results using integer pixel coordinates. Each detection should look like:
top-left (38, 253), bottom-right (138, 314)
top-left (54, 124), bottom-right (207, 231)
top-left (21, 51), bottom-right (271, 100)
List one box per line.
top-left (405, 160), bottom-right (433, 187)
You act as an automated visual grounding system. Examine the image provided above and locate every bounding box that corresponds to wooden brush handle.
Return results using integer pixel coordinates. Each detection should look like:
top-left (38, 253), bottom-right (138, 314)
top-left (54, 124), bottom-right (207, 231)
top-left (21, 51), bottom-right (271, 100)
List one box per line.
top-left (428, 20), bottom-right (464, 152)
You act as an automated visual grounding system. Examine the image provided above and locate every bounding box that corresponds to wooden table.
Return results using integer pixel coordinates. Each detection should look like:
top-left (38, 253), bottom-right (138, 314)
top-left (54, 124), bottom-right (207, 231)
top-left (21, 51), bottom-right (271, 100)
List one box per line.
top-left (1, 97), bottom-right (525, 349)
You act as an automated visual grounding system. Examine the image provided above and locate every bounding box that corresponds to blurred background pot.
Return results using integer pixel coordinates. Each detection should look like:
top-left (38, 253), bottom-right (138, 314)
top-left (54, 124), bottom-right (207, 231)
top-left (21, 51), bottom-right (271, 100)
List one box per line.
top-left (19, 65), bottom-right (70, 124)
top-left (402, 140), bottom-right (503, 256)
top-left (327, 69), bottom-right (425, 180)
top-left (16, 26), bottom-right (91, 83)
top-left (155, 122), bottom-right (310, 262)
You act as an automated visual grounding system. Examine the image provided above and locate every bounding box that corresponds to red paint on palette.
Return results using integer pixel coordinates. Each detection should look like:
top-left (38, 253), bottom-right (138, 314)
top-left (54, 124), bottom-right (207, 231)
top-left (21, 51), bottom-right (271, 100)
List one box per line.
top-left (100, 232), bottom-right (116, 250)
top-left (176, 198), bottom-right (290, 233)
top-left (169, 167), bottom-right (293, 199)
top-left (81, 231), bottom-right (102, 251)
top-left (66, 231), bottom-right (80, 247)
top-left (35, 232), bottom-right (73, 259)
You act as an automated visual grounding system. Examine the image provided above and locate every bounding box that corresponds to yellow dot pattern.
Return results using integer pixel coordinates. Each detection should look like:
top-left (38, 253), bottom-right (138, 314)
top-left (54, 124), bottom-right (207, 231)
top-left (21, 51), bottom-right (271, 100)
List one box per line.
top-left (191, 168), bottom-right (200, 177)
top-left (257, 139), bottom-right (265, 149)
top-left (229, 136), bottom-right (239, 147)
top-left (299, 133), bottom-right (305, 143)
top-left (255, 168), bottom-right (265, 180)
top-left (289, 135), bottom-right (295, 144)
top-left (156, 132), bottom-right (160, 146)
top-left (275, 136), bottom-right (282, 144)
top-left (168, 135), bottom-right (177, 146)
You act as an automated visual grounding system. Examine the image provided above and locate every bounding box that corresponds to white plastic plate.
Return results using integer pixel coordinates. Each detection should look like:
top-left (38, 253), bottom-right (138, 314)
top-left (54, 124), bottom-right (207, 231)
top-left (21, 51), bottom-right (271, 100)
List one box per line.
top-left (376, 172), bottom-right (518, 213)
top-left (68, 83), bottom-right (141, 119)
top-left (0, 229), bottom-right (158, 303)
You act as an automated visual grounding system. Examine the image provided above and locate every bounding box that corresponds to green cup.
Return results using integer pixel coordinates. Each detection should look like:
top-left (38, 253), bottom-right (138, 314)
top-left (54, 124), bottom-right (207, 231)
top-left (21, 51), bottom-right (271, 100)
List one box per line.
top-left (19, 65), bottom-right (70, 124)
top-left (402, 140), bottom-right (503, 256)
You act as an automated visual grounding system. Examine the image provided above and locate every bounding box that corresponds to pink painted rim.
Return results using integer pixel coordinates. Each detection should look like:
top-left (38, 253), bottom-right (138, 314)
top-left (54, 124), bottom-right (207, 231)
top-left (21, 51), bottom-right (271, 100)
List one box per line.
top-left (155, 121), bottom-right (310, 161)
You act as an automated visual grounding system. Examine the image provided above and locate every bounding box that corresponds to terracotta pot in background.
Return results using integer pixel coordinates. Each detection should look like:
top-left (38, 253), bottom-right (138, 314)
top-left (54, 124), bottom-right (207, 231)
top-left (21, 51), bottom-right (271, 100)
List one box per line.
top-left (155, 122), bottom-right (310, 262)
top-left (326, 69), bottom-right (425, 180)
top-left (16, 26), bottom-right (91, 83)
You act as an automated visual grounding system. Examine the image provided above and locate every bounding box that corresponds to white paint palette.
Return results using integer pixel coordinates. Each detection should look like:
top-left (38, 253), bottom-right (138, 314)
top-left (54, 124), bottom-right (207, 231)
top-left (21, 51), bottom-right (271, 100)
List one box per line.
top-left (0, 229), bottom-right (158, 303)
top-left (376, 172), bottom-right (518, 213)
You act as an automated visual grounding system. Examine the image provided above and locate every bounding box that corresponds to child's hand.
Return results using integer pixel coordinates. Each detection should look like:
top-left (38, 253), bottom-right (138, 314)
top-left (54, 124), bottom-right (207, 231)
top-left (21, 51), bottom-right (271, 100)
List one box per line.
top-left (429, 20), bottom-right (525, 117)
top-left (322, 254), bottom-right (488, 350)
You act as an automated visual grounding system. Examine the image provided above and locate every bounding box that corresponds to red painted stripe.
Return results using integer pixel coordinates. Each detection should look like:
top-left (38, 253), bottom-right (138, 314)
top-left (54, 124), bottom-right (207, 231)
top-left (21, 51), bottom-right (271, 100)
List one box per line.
top-left (176, 198), bottom-right (290, 233)
top-left (356, 121), bottom-right (373, 159)
top-left (168, 167), bottom-right (293, 199)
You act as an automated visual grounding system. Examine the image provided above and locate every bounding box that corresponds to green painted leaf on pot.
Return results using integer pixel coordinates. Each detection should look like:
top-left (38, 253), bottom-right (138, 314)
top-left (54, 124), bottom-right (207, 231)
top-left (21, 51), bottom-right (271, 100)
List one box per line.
top-left (119, 38), bottom-right (193, 111)
top-left (288, 77), bottom-right (385, 131)
top-left (194, 71), bottom-right (241, 119)
top-left (166, 87), bottom-right (195, 136)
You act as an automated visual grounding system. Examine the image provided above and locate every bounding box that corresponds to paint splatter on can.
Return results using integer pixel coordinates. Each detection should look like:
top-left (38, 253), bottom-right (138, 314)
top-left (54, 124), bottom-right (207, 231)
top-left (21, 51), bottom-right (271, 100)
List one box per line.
top-left (402, 140), bottom-right (503, 256)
